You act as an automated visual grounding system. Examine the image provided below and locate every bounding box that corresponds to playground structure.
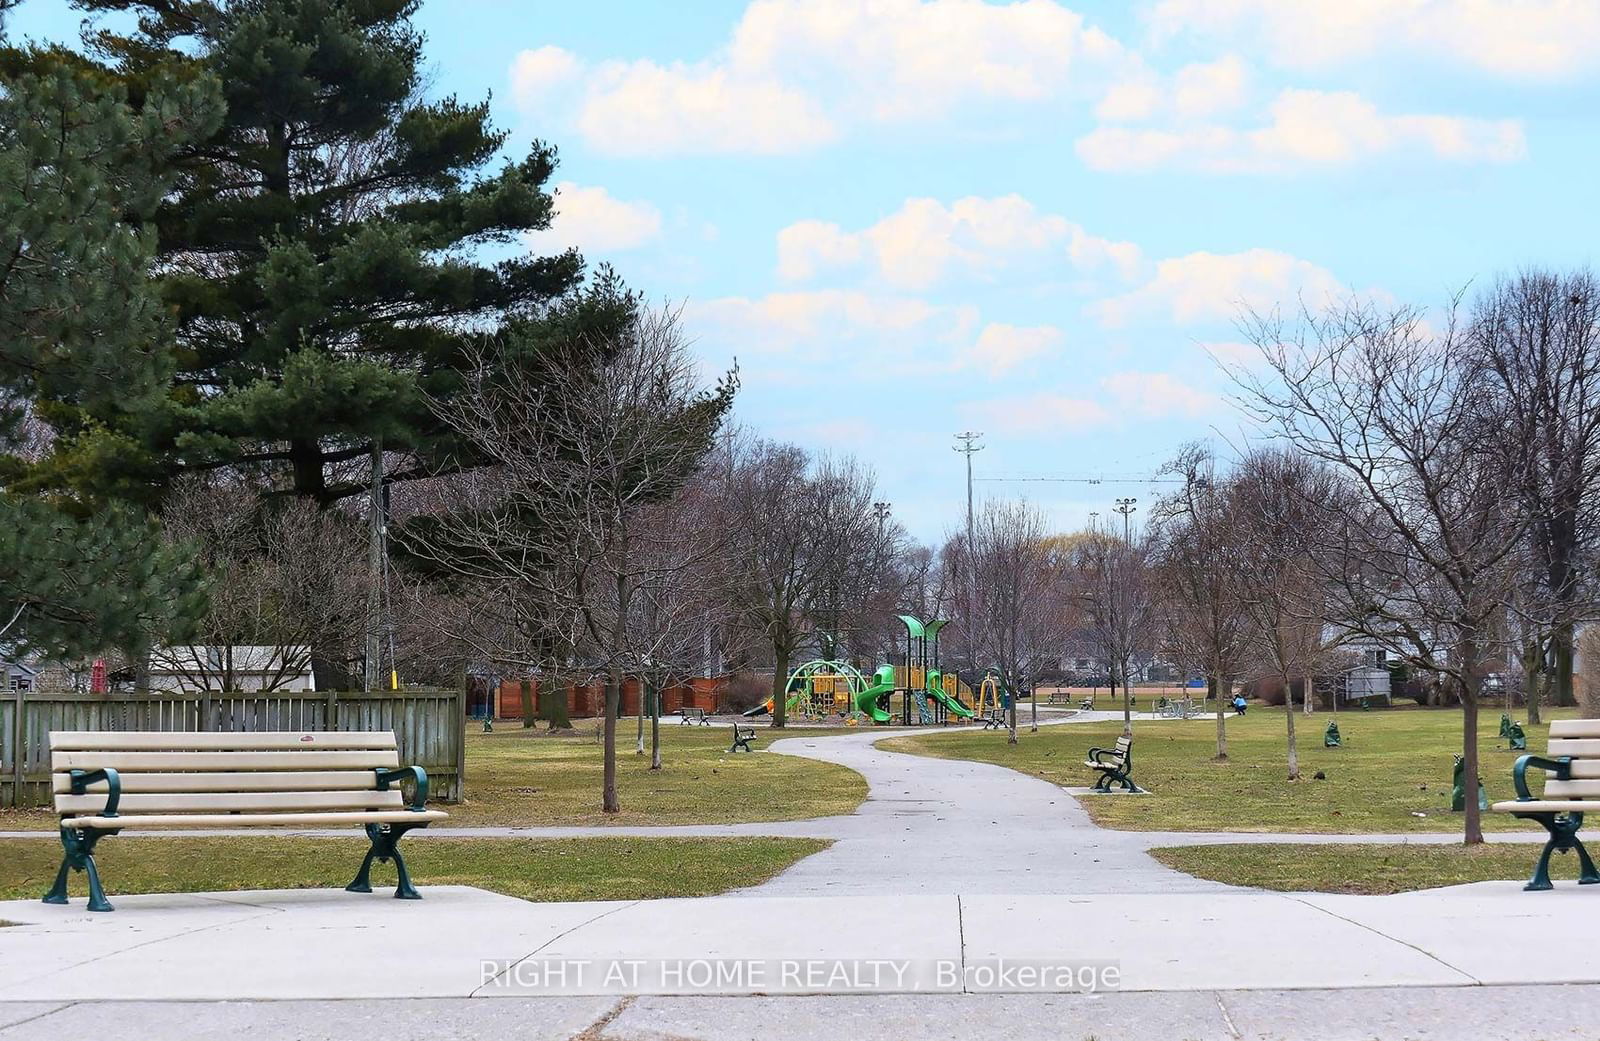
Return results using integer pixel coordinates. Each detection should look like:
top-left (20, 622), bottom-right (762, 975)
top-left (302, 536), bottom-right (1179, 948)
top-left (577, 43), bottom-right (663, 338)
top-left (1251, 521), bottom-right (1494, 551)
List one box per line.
top-left (742, 615), bottom-right (981, 726)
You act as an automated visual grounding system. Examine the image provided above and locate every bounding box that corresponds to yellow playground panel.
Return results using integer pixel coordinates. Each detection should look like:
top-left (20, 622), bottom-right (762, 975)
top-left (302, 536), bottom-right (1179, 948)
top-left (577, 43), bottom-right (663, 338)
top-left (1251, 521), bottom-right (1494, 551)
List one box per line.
top-left (892, 666), bottom-right (971, 700)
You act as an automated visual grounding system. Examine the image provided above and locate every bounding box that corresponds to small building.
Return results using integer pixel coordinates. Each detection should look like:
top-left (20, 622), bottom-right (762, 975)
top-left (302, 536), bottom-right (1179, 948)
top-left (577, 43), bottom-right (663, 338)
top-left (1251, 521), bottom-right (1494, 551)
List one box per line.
top-left (146, 646), bottom-right (314, 693)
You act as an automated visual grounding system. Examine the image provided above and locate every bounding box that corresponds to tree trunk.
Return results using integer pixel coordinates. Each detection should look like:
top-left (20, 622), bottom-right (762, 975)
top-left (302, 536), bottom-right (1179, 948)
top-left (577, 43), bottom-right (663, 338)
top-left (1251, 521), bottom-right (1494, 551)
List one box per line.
top-left (771, 642), bottom-right (791, 729)
top-left (1462, 686), bottom-right (1484, 844)
top-left (544, 672), bottom-right (573, 730)
top-left (1553, 624), bottom-right (1576, 707)
top-left (1211, 672), bottom-right (1228, 761)
top-left (635, 676), bottom-right (646, 755)
top-left (649, 675), bottom-right (662, 770)
top-left (520, 678), bottom-right (536, 730)
top-left (1522, 640), bottom-right (1544, 725)
top-left (602, 664), bottom-right (620, 813)
top-left (1121, 660), bottom-right (1133, 738)
top-left (1283, 670), bottom-right (1299, 780)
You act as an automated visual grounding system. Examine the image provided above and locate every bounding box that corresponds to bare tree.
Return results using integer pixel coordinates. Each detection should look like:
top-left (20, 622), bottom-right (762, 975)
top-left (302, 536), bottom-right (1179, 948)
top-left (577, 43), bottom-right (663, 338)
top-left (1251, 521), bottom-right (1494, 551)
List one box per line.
top-left (1068, 527), bottom-right (1156, 737)
top-left (1230, 448), bottom-right (1341, 780)
top-left (1152, 443), bottom-right (1247, 760)
top-left (406, 308), bottom-right (733, 813)
top-left (1233, 296), bottom-right (1530, 843)
top-left (1473, 270), bottom-right (1600, 710)
top-left (158, 481), bottom-right (366, 691)
top-left (945, 499), bottom-right (1059, 741)
top-left (721, 442), bottom-right (882, 727)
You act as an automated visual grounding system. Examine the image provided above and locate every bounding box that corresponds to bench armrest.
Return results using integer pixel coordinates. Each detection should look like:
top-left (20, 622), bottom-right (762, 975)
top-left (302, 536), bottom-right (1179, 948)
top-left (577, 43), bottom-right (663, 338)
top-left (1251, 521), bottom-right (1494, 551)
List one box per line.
top-left (377, 766), bottom-right (429, 811)
top-left (1086, 747), bottom-right (1121, 764)
top-left (69, 767), bottom-right (121, 818)
top-left (1512, 755), bottom-right (1572, 801)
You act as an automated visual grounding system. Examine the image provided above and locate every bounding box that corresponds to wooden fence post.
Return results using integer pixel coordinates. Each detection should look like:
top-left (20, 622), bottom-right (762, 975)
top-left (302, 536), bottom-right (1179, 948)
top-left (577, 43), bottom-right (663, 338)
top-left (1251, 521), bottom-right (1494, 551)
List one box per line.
top-left (10, 687), bottom-right (24, 808)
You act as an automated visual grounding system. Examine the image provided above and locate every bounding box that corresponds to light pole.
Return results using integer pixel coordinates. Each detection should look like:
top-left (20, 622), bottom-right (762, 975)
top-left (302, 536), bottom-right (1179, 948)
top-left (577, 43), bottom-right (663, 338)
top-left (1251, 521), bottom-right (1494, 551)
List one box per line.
top-left (1113, 497), bottom-right (1138, 542)
top-left (873, 501), bottom-right (891, 537)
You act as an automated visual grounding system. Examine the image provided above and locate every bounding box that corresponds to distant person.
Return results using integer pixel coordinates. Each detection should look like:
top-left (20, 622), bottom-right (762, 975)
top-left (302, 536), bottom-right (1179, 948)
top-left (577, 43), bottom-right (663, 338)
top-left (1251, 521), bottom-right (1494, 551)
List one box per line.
top-left (1232, 694), bottom-right (1247, 716)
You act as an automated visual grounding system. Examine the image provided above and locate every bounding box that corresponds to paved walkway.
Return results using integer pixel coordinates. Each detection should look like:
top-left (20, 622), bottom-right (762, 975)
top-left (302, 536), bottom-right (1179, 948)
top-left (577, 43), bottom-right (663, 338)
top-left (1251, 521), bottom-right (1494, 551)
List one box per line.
top-left (1, 709), bottom-right (1588, 1039)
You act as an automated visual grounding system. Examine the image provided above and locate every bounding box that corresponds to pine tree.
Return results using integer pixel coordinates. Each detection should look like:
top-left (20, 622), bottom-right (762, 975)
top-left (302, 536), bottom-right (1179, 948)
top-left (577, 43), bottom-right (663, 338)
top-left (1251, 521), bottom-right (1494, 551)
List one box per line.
top-left (17, 0), bottom-right (632, 683)
top-left (0, 53), bottom-right (217, 658)
top-left (54, 0), bottom-right (619, 505)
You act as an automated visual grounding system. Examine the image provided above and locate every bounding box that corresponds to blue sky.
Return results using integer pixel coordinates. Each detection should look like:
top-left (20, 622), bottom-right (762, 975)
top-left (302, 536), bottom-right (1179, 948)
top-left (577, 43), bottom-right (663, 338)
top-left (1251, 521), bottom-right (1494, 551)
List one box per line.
top-left (11, 0), bottom-right (1600, 541)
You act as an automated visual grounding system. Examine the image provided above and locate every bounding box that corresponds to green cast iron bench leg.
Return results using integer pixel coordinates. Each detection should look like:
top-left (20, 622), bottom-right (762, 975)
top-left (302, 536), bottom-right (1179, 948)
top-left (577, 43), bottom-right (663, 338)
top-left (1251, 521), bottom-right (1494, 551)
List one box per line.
top-left (347, 821), bottom-right (428, 900)
top-left (43, 826), bottom-right (117, 913)
top-left (1514, 810), bottom-right (1600, 892)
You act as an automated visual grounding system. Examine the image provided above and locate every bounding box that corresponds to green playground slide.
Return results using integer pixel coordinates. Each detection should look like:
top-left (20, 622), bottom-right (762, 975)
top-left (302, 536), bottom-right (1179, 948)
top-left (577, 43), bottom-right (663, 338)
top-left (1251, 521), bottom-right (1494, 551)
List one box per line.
top-left (856, 665), bottom-right (897, 724)
top-left (926, 682), bottom-right (975, 718)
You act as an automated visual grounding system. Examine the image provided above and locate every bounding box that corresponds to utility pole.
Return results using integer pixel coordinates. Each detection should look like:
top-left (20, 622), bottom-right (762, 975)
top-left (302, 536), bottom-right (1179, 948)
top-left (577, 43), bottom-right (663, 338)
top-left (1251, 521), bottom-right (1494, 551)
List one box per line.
top-left (364, 443), bottom-right (383, 692)
top-left (953, 431), bottom-right (984, 550)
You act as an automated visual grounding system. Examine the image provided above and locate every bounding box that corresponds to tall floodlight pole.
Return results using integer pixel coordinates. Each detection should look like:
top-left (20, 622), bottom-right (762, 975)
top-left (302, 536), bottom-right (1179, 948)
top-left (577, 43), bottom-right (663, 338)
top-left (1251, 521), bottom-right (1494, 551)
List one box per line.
top-left (1114, 497), bottom-right (1138, 542)
top-left (873, 501), bottom-right (892, 538)
top-left (954, 431), bottom-right (984, 550)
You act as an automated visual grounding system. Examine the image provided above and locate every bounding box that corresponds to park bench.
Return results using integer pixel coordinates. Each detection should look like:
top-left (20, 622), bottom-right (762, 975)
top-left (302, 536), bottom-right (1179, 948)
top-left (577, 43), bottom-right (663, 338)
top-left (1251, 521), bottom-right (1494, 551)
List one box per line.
top-left (981, 710), bottom-right (1007, 730)
top-left (1492, 719), bottom-right (1600, 891)
top-left (44, 730), bottom-right (446, 912)
top-left (1079, 696), bottom-right (1095, 711)
top-left (729, 724), bottom-right (758, 753)
top-left (1084, 735), bottom-right (1141, 793)
top-left (1047, 692), bottom-right (1069, 705)
top-left (677, 708), bottom-right (712, 726)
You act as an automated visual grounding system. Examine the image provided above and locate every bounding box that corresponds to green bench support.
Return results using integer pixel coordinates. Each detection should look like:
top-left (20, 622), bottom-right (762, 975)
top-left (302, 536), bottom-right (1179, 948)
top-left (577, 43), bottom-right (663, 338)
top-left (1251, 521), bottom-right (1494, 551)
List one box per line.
top-left (730, 724), bottom-right (757, 752)
top-left (1084, 736), bottom-right (1142, 793)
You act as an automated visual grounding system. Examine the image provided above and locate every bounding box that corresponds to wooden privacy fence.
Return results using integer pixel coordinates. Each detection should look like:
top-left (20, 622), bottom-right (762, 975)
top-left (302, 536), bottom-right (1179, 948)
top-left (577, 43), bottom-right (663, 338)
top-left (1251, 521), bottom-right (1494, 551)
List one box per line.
top-left (1, 689), bottom-right (466, 809)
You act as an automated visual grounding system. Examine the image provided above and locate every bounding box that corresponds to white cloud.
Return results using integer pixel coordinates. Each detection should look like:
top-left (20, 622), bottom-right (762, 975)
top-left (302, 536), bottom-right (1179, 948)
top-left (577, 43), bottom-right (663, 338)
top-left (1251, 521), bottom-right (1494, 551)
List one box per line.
top-left (961, 370), bottom-right (1221, 434)
top-left (1096, 54), bottom-right (1250, 121)
top-left (1094, 248), bottom-right (1344, 326)
top-left (510, 46), bottom-right (584, 108)
top-left (523, 182), bottom-right (661, 253)
top-left (692, 290), bottom-right (973, 361)
top-left (1147, 0), bottom-right (1600, 80)
top-left (730, 0), bottom-right (1130, 120)
top-left (1077, 88), bottom-right (1525, 172)
top-left (776, 220), bottom-right (864, 281)
top-left (777, 194), bottom-right (1142, 289)
top-left (575, 60), bottom-right (835, 156)
top-left (1102, 370), bottom-right (1219, 417)
top-left (960, 323), bottom-right (1064, 375)
top-left (1171, 55), bottom-right (1251, 117)
top-left (963, 392), bottom-right (1114, 435)
top-left (510, 0), bottom-right (1136, 156)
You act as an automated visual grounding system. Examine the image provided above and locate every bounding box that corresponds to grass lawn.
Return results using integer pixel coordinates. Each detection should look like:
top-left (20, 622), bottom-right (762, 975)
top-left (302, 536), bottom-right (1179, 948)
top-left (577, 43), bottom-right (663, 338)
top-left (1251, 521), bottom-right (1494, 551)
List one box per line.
top-left (447, 723), bottom-right (866, 827)
top-left (0, 835), bottom-right (828, 904)
top-left (0, 721), bottom-right (869, 831)
top-left (881, 703), bottom-right (1570, 834)
top-left (1150, 842), bottom-right (1556, 895)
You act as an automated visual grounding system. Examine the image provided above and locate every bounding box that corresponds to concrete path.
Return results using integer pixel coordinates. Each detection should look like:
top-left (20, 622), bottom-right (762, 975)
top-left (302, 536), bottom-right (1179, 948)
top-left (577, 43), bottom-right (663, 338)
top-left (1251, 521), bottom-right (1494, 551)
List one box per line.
top-left (7, 987), bottom-right (1600, 1041)
top-left (4, 881), bottom-right (1600, 1003)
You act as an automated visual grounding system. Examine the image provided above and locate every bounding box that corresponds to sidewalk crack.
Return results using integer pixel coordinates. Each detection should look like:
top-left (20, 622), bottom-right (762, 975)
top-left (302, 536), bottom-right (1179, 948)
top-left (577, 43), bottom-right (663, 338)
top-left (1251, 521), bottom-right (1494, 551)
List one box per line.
top-left (471, 900), bottom-right (642, 997)
top-left (1286, 894), bottom-right (1481, 985)
top-left (1213, 990), bottom-right (1242, 1039)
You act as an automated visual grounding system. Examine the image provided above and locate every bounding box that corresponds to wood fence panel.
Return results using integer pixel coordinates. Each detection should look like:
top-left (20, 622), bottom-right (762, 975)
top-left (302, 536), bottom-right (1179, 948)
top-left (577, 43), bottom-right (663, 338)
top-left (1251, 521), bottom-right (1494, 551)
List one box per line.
top-left (0, 690), bottom-right (463, 808)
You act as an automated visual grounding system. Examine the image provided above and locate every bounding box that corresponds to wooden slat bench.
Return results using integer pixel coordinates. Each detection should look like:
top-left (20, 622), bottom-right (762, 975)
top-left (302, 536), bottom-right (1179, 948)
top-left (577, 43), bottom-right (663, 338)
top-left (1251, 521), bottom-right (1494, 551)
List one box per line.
top-left (1084, 735), bottom-right (1142, 793)
top-left (1491, 719), bottom-right (1600, 891)
top-left (44, 731), bottom-right (447, 912)
top-left (677, 708), bottom-right (712, 726)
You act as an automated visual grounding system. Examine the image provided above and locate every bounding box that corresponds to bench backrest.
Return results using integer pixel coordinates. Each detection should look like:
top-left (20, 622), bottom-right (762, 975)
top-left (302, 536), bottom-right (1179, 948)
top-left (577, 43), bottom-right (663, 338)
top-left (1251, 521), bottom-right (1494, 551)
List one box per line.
top-left (50, 731), bottom-right (402, 819)
top-left (1540, 720), bottom-right (1600, 798)
top-left (1112, 736), bottom-right (1132, 758)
